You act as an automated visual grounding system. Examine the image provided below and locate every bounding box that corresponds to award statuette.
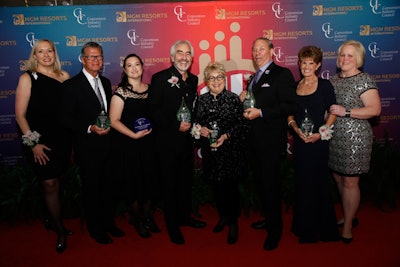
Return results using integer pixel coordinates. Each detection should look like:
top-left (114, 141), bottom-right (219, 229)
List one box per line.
top-left (176, 97), bottom-right (191, 122)
top-left (95, 110), bottom-right (110, 129)
top-left (209, 121), bottom-right (220, 151)
top-left (300, 108), bottom-right (314, 137)
top-left (243, 90), bottom-right (256, 110)
top-left (133, 117), bottom-right (152, 133)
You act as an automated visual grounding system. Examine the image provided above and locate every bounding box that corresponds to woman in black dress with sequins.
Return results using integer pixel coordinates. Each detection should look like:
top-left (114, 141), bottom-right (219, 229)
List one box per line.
top-left (194, 62), bottom-right (248, 244)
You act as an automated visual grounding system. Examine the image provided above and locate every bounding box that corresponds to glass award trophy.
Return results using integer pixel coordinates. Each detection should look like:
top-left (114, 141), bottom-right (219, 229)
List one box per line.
top-left (300, 108), bottom-right (314, 137)
top-left (209, 121), bottom-right (220, 151)
top-left (243, 90), bottom-right (256, 110)
top-left (133, 117), bottom-right (152, 133)
top-left (176, 97), bottom-right (191, 122)
top-left (95, 110), bottom-right (110, 129)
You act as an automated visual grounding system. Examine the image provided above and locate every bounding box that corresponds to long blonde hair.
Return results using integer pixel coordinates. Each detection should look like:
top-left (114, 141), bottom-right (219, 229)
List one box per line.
top-left (25, 39), bottom-right (63, 75)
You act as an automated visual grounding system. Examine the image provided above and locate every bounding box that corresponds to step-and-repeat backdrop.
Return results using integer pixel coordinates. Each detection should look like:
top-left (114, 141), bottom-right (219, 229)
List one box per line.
top-left (1, 0), bottom-right (399, 165)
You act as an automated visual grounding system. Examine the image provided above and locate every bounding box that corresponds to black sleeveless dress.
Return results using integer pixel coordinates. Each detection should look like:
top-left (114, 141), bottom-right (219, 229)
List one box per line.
top-left (24, 71), bottom-right (71, 180)
top-left (109, 86), bottom-right (159, 202)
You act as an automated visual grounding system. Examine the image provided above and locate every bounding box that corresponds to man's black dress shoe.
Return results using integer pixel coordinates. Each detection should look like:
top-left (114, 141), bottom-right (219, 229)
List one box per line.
top-left (251, 219), bottom-right (267, 230)
top-left (106, 226), bottom-right (125, 238)
top-left (181, 217), bottom-right (207, 228)
top-left (90, 233), bottom-right (113, 244)
top-left (227, 224), bottom-right (238, 245)
top-left (168, 229), bottom-right (185, 245)
top-left (337, 217), bottom-right (359, 228)
top-left (263, 235), bottom-right (280, 251)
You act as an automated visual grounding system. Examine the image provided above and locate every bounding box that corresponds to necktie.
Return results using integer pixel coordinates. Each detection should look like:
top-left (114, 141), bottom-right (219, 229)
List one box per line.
top-left (252, 69), bottom-right (262, 90)
top-left (94, 77), bottom-right (105, 110)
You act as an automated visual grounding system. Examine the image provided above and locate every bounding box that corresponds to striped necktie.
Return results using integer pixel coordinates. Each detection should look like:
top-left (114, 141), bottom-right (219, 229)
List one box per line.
top-left (94, 77), bottom-right (105, 110)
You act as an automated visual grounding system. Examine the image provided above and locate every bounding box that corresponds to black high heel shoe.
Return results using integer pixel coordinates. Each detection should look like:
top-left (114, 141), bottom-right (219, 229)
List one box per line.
top-left (340, 236), bottom-right (353, 244)
top-left (130, 217), bottom-right (151, 238)
top-left (144, 217), bottom-right (161, 233)
top-left (213, 219), bottom-right (227, 233)
top-left (56, 231), bottom-right (67, 253)
top-left (337, 217), bottom-right (359, 228)
top-left (227, 223), bottom-right (238, 244)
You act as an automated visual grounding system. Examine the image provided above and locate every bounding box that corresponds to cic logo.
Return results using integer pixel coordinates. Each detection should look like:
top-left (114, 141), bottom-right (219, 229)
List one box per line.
top-left (73, 8), bottom-right (86, 25)
top-left (272, 2), bottom-right (285, 19)
top-left (322, 22), bottom-right (334, 39)
top-left (273, 47), bottom-right (284, 63)
top-left (369, 0), bottom-right (381, 14)
top-left (174, 5), bottom-right (186, 22)
top-left (25, 32), bottom-right (36, 48)
top-left (127, 29), bottom-right (140, 46)
top-left (368, 42), bottom-right (380, 58)
top-left (321, 70), bottom-right (331, 80)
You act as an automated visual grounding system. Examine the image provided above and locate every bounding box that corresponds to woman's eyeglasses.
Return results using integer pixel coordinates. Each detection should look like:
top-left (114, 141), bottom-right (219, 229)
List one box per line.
top-left (208, 75), bottom-right (224, 82)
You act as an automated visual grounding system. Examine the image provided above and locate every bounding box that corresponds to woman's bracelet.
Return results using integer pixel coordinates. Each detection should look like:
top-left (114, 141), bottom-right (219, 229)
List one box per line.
top-left (288, 120), bottom-right (295, 127)
top-left (22, 130), bottom-right (41, 148)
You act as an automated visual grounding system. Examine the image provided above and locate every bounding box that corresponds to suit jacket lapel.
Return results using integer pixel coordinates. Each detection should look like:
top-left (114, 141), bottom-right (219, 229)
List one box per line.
top-left (79, 72), bottom-right (102, 110)
top-left (253, 63), bottom-right (274, 94)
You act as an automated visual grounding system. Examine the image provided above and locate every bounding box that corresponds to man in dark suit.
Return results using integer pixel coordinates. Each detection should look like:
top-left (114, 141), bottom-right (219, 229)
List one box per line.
top-left (240, 37), bottom-right (297, 250)
top-left (149, 40), bottom-right (206, 245)
top-left (62, 42), bottom-right (124, 244)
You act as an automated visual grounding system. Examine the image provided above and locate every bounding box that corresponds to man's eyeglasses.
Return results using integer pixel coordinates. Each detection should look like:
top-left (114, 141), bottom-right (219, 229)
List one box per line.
top-left (83, 55), bottom-right (103, 61)
top-left (208, 75), bottom-right (224, 82)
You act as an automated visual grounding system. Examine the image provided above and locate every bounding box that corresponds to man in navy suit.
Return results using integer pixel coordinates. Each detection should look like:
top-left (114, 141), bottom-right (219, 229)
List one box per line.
top-left (62, 42), bottom-right (124, 244)
top-left (240, 37), bottom-right (297, 250)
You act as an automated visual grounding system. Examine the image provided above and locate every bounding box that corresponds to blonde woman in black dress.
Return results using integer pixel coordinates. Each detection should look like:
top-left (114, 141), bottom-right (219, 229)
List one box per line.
top-left (15, 39), bottom-right (72, 253)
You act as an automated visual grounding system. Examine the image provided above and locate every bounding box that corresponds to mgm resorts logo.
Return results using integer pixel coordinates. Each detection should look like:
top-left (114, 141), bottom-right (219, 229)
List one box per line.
top-left (13, 14), bottom-right (25, 25)
top-left (360, 25), bottom-right (370, 36)
top-left (66, 36), bottom-right (77, 46)
top-left (116, 11), bottom-right (127, 22)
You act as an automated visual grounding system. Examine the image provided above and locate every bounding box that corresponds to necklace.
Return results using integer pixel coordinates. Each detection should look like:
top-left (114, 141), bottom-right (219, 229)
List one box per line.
top-left (297, 78), bottom-right (317, 96)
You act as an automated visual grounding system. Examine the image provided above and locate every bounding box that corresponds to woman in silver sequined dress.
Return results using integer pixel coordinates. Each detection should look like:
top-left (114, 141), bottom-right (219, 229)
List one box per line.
top-left (329, 40), bottom-right (381, 243)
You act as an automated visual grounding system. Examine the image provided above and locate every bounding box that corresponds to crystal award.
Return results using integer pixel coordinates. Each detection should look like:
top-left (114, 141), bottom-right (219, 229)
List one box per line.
top-left (176, 97), bottom-right (191, 122)
top-left (243, 90), bottom-right (256, 110)
top-left (300, 108), bottom-right (314, 137)
top-left (209, 121), bottom-right (220, 151)
top-left (95, 110), bottom-right (110, 129)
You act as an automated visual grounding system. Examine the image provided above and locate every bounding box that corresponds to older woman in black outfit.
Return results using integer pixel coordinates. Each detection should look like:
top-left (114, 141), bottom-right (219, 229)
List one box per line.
top-left (287, 46), bottom-right (339, 243)
top-left (193, 62), bottom-right (248, 244)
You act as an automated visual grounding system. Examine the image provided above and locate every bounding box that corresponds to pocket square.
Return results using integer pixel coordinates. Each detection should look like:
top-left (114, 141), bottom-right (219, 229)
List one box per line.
top-left (261, 83), bottom-right (270, 87)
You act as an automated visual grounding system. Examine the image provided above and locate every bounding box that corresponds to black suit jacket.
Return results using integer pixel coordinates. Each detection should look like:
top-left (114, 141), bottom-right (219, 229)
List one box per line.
top-left (246, 62), bottom-right (297, 155)
top-left (62, 71), bottom-right (112, 164)
top-left (149, 66), bottom-right (198, 151)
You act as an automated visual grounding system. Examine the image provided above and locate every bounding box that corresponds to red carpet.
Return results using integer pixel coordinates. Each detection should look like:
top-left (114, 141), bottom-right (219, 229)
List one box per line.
top-left (1, 202), bottom-right (400, 267)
